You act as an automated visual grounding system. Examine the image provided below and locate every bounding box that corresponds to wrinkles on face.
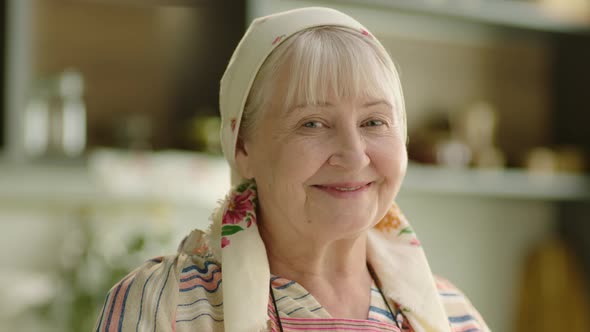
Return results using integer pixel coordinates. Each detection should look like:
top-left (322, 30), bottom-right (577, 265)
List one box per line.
top-left (244, 91), bottom-right (407, 249)
top-left (274, 108), bottom-right (399, 145)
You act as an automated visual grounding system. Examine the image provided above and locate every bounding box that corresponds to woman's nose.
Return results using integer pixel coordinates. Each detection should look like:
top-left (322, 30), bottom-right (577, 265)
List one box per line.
top-left (327, 128), bottom-right (370, 171)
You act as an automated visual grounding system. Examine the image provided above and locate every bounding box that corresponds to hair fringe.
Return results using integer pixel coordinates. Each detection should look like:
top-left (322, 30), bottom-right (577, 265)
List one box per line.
top-left (241, 26), bottom-right (407, 141)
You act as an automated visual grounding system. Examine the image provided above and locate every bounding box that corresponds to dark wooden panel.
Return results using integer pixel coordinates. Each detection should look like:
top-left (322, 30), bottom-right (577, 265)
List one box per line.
top-left (553, 32), bottom-right (590, 304)
top-left (33, 0), bottom-right (246, 150)
top-left (551, 33), bottom-right (590, 160)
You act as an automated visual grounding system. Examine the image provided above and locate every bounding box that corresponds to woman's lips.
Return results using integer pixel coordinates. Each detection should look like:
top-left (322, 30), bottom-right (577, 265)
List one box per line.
top-left (312, 182), bottom-right (373, 198)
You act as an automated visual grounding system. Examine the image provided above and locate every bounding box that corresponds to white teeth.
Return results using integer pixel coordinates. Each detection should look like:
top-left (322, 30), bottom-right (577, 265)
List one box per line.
top-left (334, 186), bottom-right (362, 191)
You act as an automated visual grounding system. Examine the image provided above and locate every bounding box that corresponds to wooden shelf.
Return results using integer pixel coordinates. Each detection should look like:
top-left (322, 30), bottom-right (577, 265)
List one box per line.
top-left (0, 151), bottom-right (588, 207)
top-left (403, 163), bottom-right (590, 201)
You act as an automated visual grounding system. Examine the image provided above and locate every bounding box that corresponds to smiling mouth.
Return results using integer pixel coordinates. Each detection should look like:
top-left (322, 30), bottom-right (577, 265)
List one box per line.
top-left (329, 185), bottom-right (364, 191)
top-left (312, 182), bottom-right (373, 195)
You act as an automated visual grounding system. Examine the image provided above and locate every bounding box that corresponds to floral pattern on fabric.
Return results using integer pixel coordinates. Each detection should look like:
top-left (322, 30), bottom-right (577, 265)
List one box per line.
top-left (272, 34), bottom-right (286, 45)
top-left (375, 204), bottom-right (421, 246)
top-left (360, 28), bottom-right (373, 39)
top-left (375, 204), bottom-right (403, 233)
top-left (221, 179), bottom-right (258, 248)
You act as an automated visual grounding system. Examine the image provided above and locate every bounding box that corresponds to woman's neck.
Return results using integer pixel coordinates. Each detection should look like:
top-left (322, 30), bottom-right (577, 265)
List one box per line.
top-left (264, 232), bottom-right (369, 279)
top-left (260, 223), bottom-right (373, 319)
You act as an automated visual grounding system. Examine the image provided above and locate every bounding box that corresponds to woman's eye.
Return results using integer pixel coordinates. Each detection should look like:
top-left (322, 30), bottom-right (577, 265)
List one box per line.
top-left (302, 121), bottom-right (323, 128)
top-left (362, 119), bottom-right (385, 127)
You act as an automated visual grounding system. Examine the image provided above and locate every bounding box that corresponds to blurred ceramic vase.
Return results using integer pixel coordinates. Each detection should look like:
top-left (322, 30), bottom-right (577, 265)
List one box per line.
top-left (435, 139), bottom-right (472, 168)
top-left (516, 236), bottom-right (590, 332)
top-left (23, 69), bottom-right (87, 159)
top-left (454, 101), bottom-right (506, 169)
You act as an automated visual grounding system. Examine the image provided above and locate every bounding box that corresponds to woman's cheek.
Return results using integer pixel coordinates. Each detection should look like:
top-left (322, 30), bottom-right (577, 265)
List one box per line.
top-left (274, 140), bottom-right (315, 177)
top-left (370, 139), bottom-right (406, 171)
top-left (290, 135), bottom-right (328, 157)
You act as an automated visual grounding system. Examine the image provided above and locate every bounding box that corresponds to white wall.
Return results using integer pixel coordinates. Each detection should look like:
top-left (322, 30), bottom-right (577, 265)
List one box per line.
top-left (397, 191), bottom-right (555, 331)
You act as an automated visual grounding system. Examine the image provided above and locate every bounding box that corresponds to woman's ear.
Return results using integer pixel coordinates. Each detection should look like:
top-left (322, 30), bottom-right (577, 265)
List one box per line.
top-left (235, 137), bottom-right (255, 179)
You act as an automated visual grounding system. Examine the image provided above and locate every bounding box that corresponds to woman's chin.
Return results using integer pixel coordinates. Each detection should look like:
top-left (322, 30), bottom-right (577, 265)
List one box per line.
top-left (306, 213), bottom-right (376, 237)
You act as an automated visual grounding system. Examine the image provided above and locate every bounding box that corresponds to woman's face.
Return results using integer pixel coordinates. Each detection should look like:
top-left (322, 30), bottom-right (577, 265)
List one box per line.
top-left (236, 81), bottom-right (407, 242)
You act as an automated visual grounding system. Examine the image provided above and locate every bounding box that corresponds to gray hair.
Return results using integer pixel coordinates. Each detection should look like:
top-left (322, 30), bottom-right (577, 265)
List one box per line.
top-left (240, 26), bottom-right (407, 141)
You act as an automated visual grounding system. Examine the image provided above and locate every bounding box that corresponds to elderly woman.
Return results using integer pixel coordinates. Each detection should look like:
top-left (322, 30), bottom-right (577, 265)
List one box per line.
top-left (95, 7), bottom-right (489, 332)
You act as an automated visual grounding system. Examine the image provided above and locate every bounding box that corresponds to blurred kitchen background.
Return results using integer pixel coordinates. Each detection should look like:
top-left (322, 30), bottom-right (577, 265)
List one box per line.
top-left (1, 0), bottom-right (590, 331)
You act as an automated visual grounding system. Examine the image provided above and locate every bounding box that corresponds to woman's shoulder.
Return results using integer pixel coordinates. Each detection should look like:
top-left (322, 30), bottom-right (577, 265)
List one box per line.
top-left (175, 230), bottom-right (224, 326)
top-left (94, 229), bottom-right (224, 331)
top-left (94, 254), bottom-right (182, 331)
top-left (433, 275), bottom-right (491, 332)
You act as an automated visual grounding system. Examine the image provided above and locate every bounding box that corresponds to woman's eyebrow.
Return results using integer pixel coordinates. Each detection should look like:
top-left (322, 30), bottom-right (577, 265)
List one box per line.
top-left (363, 100), bottom-right (392, 108)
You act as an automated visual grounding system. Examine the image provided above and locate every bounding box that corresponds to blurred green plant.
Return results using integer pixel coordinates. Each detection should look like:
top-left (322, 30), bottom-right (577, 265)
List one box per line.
top-left (30, 208), bottom-right (172, 331)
